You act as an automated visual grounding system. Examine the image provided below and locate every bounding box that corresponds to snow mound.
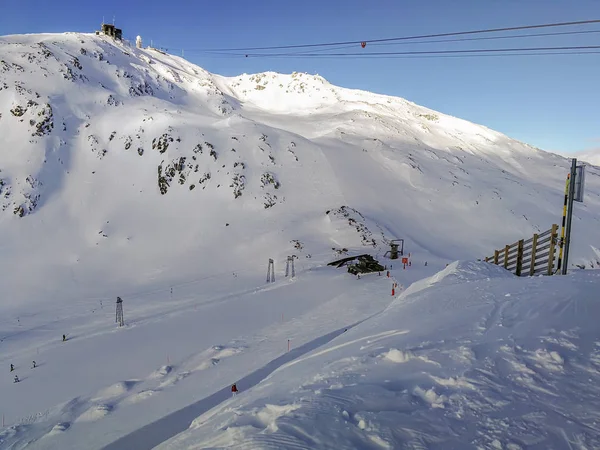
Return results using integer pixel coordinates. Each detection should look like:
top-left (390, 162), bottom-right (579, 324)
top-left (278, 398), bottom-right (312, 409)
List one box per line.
top-left (400, 259), bottom-right (515, 299)
top-left (45, 422), bottom-right (70, 436)
top-left (91, 380), bottom-right (137, 401)
top-left (120, 390), bottom-right (156, 406)
top-left (149, 365), bottom-right (173, 379)
top-left (75, 404), bottom-right (112, 422)
top-left (381, 348), bottom-right (413, 363)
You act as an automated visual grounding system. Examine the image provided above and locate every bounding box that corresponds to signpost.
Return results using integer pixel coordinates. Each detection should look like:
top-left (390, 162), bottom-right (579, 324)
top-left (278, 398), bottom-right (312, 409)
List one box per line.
top-left (574, 164), bottom-right (586, 203)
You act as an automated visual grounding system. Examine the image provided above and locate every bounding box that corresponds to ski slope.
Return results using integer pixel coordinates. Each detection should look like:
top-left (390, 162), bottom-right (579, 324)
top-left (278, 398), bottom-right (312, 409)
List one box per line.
top-left (1, 259), bottom-right (428, 449)
top-left (157, 262), bottom-right (600, 450)
top-left (1, 30), bottom-right (600, 449)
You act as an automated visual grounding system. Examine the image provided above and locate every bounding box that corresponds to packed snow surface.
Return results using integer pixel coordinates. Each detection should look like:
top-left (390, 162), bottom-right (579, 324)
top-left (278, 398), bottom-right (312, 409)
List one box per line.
top-left (1, 31), bottom-right (599, 450)
top-left (157, 262), bottom-right (600, 450)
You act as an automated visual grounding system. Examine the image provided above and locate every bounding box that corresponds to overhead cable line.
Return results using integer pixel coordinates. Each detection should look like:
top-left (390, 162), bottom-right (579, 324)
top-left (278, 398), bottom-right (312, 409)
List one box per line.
top-left (195, 30), bottom-right (600, 57)
top-left (323, 50), bottom-right (600, 59)
top-left (195, 19), bottom-right (600, 52)
top-left (195, 29), bottom-right (600, 58)
top-left (365, 29), bottom-right (600, 47)
top-left (236, 45), bottom-right (600, 59)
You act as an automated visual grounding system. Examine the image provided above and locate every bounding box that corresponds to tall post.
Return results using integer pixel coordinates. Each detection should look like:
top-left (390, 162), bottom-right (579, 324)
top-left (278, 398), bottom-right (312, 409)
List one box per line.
top-left (516, 239), bottom-right (524, 276)
top-left (266, 258), bottom-right (275, 283)
top-left (556, 174), bottom-right (570, 272)
top-left (562, 158), bottom-right (577, 275)
top-left (116, 297), bottom-right (124, 327)
top-left (285, 256), bottom-right (295, 278)
top-left (529, 233), bottom-right (539, 276)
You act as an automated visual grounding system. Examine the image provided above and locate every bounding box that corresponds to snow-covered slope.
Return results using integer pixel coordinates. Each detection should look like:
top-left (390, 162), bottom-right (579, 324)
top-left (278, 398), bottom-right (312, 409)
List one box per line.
top-left (576, 148), bottom-right (600, 166)
top-left (1, 31), bottom-right (600, 450)
top-left (157, 262), bottom-right (600, 450)
top-left (0, 32), bottom-right (599, 314)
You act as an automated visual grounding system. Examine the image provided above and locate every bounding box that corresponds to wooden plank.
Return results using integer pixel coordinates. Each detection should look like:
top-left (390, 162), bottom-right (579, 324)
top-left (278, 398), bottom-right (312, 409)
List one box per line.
top-left (504, 245), bottom-right (509, 268)
top-left (529, 233), bottom-right (539, 276)
top-left (506, 252), bottom-right (519, 261)
top-left (534, 241), bottom-right (552, 255)
top-left (494, 250), bottom-right (499, 265)
top-left (534, 251), bottom-right (551, 269)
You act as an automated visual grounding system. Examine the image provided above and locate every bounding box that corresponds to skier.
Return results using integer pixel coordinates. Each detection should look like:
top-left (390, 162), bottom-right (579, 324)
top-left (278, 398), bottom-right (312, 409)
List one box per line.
top-left (231, 383), bottom-right (238, 397)
top-left (10, 363), bottom-right (14, 372)
top-left (62, 334), bottom-right (66, 342)
top-left (32, 361), bottom-right (37, 369)
top-left (14, 375), bottom-right (19, 383)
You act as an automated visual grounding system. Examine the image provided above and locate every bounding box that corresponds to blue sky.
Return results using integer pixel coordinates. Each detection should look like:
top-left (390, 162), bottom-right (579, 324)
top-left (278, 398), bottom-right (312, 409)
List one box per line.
top-left (1, 0), bottom-right (599, 154)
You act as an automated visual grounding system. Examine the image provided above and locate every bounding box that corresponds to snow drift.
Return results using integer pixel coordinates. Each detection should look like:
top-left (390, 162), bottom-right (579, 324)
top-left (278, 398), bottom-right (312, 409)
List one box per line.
top-left (158, 262), bottom-right (600, 450)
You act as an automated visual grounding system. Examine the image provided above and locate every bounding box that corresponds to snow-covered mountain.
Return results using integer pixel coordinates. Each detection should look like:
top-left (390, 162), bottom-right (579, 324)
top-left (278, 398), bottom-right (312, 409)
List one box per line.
top-left (1, 32), bottom-right (598, 313)
top-left (1, 31), bottom-right (600, 450)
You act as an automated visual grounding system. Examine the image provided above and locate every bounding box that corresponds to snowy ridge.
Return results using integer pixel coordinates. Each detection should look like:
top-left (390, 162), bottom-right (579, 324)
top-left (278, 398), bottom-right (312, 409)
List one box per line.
top-left (158, 262), bottom-right (600, 450)
top-left (574, 148), bottom-right (600, 166)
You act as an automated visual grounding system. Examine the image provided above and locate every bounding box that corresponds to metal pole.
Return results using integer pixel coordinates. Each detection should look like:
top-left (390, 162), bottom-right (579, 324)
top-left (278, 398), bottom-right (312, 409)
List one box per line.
top-left (556, 174), bottom-right (570, 272)
top-left (562, 158), bottom-right (577, 275)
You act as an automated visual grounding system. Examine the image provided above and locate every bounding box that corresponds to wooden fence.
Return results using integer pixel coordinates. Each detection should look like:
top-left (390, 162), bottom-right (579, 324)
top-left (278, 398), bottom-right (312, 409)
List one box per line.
top-left (484, 224), bottom-right (559, 276)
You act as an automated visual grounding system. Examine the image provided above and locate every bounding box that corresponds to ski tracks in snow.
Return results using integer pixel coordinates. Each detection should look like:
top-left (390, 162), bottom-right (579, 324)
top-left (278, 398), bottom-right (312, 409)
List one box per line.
top-left (101, 322), bottom-right (364, 450)
top-left (0, 342), bottom-right (246, 449)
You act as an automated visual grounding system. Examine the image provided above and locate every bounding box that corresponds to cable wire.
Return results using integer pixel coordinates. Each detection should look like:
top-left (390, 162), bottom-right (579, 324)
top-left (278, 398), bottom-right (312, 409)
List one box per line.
top-left (237, 45), bottom-right (600, 59)
top-left (196, 19), bottom-right (600, 52)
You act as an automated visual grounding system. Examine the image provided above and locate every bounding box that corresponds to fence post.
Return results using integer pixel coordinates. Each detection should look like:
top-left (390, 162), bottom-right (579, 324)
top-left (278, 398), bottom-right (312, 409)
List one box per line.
top-left (504, 245), bottom-right (510, 269)
top-left (516, 239), bottom-right (524, 276)
top-left (494, 250), bottom-right (499, 265)
top-left (529, 233), bottom-right (539, 276)
top-left (547, 224), bottom-right (558, 275)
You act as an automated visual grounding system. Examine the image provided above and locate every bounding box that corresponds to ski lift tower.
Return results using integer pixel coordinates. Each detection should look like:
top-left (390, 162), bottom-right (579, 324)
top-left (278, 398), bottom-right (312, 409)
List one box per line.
top-left (384, 239), bottom-right (404, 260)
top-left (285, 255), bottom-right (296, 278)
top-left (266, 258), bottom-right (275, 283)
